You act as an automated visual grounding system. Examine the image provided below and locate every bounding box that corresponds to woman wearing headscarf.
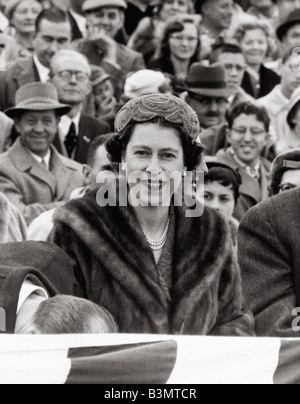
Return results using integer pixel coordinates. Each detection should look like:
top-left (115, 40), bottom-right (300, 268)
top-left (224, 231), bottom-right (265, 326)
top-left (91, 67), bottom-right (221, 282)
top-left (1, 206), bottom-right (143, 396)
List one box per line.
top-left (51, 94), bottom-right (254, 336)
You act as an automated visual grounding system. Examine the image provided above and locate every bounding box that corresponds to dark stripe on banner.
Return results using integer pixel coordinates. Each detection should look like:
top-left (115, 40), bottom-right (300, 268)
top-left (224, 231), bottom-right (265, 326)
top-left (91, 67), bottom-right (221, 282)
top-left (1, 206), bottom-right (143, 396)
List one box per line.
top-left (66, 341), bottom-right (178, 385)
top-left (274, 340), bottom-right (300, 384)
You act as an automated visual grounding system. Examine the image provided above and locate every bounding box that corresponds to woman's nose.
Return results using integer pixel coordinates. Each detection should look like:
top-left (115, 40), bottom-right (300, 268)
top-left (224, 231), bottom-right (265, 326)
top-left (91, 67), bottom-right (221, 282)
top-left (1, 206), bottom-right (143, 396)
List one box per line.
top-left (147, 156), bottom-right (161, 173)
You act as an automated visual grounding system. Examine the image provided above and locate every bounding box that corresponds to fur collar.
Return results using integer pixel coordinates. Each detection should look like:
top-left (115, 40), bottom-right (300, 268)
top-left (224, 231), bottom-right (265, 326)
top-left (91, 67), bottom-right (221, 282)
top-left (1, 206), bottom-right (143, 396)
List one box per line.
top-left (52, 180), bottom-right (248, 335)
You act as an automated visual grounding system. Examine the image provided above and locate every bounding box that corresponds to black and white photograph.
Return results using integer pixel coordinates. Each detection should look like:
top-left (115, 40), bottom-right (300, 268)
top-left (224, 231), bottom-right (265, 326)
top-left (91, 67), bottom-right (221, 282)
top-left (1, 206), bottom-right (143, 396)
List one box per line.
top-left (0, 0), bottom-right (299, 387)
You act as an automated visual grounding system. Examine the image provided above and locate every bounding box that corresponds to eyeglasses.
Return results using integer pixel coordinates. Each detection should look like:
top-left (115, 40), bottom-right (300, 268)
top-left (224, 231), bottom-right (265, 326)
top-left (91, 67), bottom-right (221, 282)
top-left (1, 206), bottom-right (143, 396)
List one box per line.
top-left (231, 127), bottom-right (266, 138)
top-left (279, 183), bottom-right (297, 193)
top-left (53, 70), bottom-right (89, 83)
top-left (223, 63), bottom-right (246, 72)
top-left (170, 35), bottom-right (198, 43)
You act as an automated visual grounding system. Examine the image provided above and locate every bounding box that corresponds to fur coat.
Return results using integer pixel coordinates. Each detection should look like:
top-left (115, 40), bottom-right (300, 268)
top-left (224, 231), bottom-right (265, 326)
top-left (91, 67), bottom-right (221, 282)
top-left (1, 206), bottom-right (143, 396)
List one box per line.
top-left (50, 184), bottom-right (254, 336)
top-left (0, 192), bottom-right (26, 243)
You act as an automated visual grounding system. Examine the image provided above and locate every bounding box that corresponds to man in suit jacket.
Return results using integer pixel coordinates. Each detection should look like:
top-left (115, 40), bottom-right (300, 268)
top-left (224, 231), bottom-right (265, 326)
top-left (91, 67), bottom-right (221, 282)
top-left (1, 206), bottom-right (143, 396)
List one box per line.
top-left (50, 49), bottom-right (110, 164)
top-left (0, 241), bottom-right (74, 333)
top-left (239, 187), bottom-right (300, 338)
top-left (0, 8), bottom-right (73, 111)
top-left (73, 0), bottom-right (145, 96)
top-left (0, 82), bottom-right (84, 225)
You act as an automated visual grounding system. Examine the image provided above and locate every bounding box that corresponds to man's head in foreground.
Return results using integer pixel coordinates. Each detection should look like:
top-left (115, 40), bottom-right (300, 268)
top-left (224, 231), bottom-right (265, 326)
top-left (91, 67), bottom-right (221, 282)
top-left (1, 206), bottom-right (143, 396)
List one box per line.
top-left (15, 294), bottom-right (118, 334)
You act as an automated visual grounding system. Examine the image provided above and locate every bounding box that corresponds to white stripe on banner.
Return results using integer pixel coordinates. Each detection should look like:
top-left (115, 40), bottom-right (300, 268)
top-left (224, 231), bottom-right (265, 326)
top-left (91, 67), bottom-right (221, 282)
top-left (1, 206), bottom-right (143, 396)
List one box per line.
top-left (0, 335), bottom-right (288, 384)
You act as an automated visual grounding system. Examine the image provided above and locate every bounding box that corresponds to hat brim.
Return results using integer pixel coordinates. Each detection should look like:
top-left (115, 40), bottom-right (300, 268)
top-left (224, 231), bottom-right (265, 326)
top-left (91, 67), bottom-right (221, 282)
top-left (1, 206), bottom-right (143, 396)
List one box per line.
top-left (5, 104), bottom-right (72, 119)
top-left (277, 21), bottom-right (300, 41)
top-left (183, 87), bottom-right (232, 98)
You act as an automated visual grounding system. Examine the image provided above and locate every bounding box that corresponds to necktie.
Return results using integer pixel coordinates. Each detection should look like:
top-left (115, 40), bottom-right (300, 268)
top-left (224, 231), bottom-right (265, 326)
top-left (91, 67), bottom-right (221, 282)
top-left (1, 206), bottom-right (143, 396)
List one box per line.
top-left (64, 122), bottom-right (77, 158)
top-left (41, 159), bottom-right (47, 169)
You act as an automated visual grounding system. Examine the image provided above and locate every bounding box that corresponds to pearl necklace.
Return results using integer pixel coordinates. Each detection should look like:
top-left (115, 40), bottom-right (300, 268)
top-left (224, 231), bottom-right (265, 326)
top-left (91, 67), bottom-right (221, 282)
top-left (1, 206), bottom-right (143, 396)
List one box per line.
top-left (143, 217), bottom-right (171, 251)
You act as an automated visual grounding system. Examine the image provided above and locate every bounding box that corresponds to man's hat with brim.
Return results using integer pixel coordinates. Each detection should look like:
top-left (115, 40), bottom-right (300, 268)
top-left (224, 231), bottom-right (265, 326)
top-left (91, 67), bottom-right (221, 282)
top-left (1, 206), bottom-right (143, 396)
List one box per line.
top-left (5, 82), bottom-right (72, 119)
top-left (277, 9), bottom-right (300, 42)
top-left (83, 0), bottom-right (127, 13)
top-left (183, 63), bottom-right (232, 98)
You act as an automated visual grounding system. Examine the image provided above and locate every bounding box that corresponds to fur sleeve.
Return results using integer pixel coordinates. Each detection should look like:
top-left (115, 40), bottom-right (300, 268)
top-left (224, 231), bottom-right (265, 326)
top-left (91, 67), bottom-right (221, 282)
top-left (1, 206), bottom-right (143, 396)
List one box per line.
top-left (209, 233), bottom-right (256, 337)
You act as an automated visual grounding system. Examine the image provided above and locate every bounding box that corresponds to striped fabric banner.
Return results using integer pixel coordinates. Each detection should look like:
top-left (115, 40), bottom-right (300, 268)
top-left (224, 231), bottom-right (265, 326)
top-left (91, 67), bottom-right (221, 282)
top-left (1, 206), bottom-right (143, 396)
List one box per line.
top-left (0, 334), bottom-right (299, 384)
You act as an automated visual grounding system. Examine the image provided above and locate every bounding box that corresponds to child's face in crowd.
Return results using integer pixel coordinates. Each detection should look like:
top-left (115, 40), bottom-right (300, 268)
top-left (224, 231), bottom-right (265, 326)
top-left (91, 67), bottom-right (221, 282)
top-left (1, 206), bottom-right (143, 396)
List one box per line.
top-left (240, 29), bottom-right (268, 67)
top-left (227, 113), bottom-right (268, 166)
top-left (203, 181), bottom-right (235, 221)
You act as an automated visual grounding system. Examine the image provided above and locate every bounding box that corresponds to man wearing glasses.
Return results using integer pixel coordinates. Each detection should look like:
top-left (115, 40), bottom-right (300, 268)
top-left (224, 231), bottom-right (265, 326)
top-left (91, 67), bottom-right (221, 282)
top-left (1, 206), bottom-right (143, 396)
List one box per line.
top-left (50, 49), bottom-right (109, 164)
top-left (216, 102), bottom-right (271, 221)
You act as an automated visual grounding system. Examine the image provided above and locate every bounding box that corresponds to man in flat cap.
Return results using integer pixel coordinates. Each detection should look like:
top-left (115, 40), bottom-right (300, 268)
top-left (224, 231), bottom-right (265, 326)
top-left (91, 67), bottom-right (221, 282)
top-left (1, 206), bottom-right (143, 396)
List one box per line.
top-left (73, 0), bottom-right (145, 97)
top-left (0, 82), bottom-right (84, 225)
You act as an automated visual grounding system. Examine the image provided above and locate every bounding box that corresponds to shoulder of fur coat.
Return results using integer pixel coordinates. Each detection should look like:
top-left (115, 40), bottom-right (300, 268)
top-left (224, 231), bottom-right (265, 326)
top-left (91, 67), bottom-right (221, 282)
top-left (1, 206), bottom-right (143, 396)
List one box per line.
top-left (0, 192), bottom-right (26, 243)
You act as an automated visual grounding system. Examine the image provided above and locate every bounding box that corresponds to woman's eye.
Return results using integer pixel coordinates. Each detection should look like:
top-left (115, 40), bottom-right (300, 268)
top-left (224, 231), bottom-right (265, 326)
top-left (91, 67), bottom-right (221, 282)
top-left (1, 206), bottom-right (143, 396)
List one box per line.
top-left (135, 151), bottom-right (149, 157)
top-left (161, 153), bottom-right (176, 159)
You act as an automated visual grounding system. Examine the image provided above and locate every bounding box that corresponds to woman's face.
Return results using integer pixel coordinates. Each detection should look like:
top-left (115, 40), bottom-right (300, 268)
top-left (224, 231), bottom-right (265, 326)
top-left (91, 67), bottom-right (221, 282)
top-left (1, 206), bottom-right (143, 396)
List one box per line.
top-left (227, 113), bottom-right (268, 166)
top-left (169, 23), bottom-right (198, 61)
top-left (159, 0), bottom-right (190, 20)
top-left (240, 29), bottom-right (268, 67)
top-left (122, 122), bottom-right (186, 207)
top-left (12, 0), bottom-right (42, 34)
top-left (203, 181), bottom-right (235, 222)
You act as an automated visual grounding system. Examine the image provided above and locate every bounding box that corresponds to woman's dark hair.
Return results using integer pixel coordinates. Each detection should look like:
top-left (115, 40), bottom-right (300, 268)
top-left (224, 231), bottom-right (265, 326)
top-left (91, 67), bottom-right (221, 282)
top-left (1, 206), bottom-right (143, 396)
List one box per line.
top-left (227, 102), bottom-right (271, 133)
top-left (106, 118), bottom-right (203, 171)
top-left (205, 167), bottom-right (241, 204)
top-left (159, 16), bottom-right (201, 62)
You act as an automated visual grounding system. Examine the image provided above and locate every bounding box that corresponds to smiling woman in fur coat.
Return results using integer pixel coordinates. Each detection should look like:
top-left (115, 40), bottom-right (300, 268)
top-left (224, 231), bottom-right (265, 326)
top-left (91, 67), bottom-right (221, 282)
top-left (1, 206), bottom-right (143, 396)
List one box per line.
top-left (50, 94), bottom-right (255, 336)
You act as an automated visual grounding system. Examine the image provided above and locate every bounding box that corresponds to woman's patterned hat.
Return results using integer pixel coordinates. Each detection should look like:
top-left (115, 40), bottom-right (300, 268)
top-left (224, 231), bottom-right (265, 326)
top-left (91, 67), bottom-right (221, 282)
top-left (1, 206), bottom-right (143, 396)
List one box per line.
top-left (114, 94), bottom-right (203, 146)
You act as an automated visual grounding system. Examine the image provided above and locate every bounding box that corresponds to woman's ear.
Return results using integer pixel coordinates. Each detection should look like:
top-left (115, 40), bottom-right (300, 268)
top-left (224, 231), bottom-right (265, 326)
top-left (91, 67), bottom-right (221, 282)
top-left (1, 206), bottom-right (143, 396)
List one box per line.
top-left (83, 164), bottom-right (92, 186)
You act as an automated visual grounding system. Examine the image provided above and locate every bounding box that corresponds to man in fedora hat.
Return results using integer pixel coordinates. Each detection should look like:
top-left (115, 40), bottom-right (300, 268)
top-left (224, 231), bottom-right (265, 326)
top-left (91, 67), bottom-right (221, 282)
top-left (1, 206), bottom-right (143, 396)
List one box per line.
top-left (72, 0), bottom-right (145, 97)
top-left (185, 63), bottom-right (231, 131)
top-left (0, 82), bottom-right (84, 225)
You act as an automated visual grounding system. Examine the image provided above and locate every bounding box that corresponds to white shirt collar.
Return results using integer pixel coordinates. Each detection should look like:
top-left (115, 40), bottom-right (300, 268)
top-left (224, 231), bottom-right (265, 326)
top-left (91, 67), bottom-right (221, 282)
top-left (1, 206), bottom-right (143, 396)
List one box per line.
top-left (17, 278), bottom-right (49, 314)
top-left (28, 149), bottom-right (51, 170)
top-left (59, 112), bottom-right (81, 138)
top-left (69, 9), bottom-right (86, 37)
top-left (33, 54), bottom-right (50, 83)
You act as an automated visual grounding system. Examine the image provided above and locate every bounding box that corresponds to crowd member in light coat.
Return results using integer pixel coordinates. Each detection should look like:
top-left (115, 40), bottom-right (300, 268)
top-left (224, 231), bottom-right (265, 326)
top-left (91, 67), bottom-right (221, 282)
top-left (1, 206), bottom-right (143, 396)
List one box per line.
top-left (0, 82), bottom-right (84, 225)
